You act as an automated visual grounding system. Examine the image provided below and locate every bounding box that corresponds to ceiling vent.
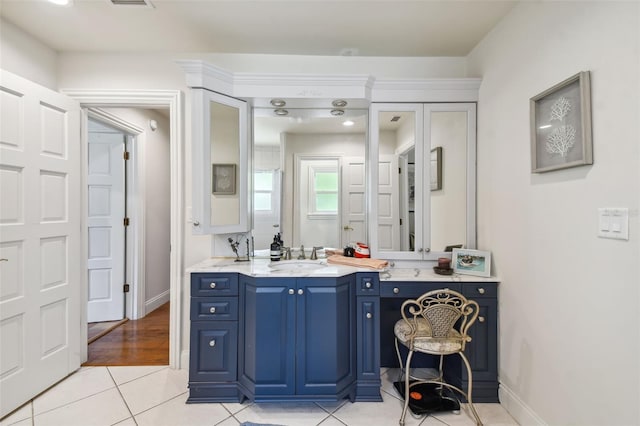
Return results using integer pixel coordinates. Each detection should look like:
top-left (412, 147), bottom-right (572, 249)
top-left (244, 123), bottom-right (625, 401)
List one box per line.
top-left (110, 0), bottom-right (154, 7)
top-left (390, 116), bottom-right (402, 122)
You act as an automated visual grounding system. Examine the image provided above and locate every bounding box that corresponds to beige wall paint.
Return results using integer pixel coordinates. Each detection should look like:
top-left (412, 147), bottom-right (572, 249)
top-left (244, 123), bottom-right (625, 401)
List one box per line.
top-left (467, 2), bottom-right (640, 425)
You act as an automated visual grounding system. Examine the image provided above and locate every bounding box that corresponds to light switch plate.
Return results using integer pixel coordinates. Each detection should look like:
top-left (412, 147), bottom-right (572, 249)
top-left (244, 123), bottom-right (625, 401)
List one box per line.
top-left (598, 208), bottom-right (629, 240)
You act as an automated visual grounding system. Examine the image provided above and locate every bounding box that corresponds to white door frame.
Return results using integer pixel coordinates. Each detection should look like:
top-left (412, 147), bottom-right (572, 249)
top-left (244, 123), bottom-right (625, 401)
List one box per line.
top-left (63, 89), bottom-right (183, 369)
top-left (86, 108), bottom-right (146, 322)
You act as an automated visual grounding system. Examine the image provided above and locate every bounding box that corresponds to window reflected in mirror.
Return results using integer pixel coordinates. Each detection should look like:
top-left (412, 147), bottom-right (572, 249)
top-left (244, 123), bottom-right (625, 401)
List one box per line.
top-left (252, 108), bottom-right (368, 254)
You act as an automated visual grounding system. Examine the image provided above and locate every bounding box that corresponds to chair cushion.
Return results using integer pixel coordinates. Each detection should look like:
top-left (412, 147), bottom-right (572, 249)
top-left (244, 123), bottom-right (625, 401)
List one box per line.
top-left (394, 318), bottom-right (463, 354)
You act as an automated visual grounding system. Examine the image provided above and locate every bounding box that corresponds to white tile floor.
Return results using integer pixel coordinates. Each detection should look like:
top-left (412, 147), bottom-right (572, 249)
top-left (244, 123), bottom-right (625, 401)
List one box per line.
top-left (1, 367), bottom-right (518, 426)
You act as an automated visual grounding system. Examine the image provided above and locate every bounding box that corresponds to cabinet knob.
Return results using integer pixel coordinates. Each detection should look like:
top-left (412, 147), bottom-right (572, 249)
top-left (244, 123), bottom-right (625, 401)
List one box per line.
top-left (478, 287), bottom-right (485, 294)
top-left (478, 316), bottom-right (485, 323)
top-left (365, 282), bottom-right (372, 289)
top-left (209, 307), bottom-right (216, 314)
top-left (289, 289), bottom-right (295, 295)
top-left (366, 312), bottom-right (372, 319)
top-left (393, 287), bottom-right (400, 294)
top-left (298, 289), bottom-right (304, 295)
top-left (193, 221), bottom-right (200, 227)
top-left (418, 248), bottom-right (423, 253)
top-left (425, 248), bottom-right (431, 253)
top-left (209, 282), bottom-right (217, 289)
top-left (209, 340), bottom-right (216, 347)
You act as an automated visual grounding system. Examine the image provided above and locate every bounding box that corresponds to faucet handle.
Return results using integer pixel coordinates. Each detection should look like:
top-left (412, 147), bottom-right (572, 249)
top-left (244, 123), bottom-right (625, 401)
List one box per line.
top-left (310, 246), bottom-right (323, 260)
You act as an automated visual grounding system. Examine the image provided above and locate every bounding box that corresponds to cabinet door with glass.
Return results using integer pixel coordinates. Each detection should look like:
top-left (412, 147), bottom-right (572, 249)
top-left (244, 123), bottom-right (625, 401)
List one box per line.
top-left (191, 89), bottom-right (249, 234)
top-left (369, 103), bottom-right (476, 260)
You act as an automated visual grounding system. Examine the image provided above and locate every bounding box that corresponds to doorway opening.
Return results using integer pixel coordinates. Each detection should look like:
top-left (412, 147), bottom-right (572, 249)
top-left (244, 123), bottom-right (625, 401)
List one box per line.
top-left (83, 107), bottom-right (171, 366)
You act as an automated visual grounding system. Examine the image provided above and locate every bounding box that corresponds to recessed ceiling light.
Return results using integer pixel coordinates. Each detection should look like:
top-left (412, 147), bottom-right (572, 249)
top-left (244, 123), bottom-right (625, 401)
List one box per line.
top-left (270, 99), bottom-right (286, 107)
top-left (330, 109), bottom-right (345, 116)
top-left (274, 109), bottom-right (289, 116)
top-left (332, 99), bottom-right (348, 108)
top-left (48, 0), bottom-right (72, 5)
top-left (343, 120), bottom-right (355, 127)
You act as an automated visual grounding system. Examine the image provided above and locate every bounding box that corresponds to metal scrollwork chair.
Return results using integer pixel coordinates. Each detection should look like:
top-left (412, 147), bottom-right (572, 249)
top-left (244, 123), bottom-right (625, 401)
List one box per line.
top-left (394, 289), bottom-right (482, 425)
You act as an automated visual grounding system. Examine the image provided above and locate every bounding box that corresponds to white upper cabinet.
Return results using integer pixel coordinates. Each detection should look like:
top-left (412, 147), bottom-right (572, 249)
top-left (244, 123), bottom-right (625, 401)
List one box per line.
top-left (369, 103), bottom-right (477, 260)
top-left (191, 89), bottom-right (249, 234)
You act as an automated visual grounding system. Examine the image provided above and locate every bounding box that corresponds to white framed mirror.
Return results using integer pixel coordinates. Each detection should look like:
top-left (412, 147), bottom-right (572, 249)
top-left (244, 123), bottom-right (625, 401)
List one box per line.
top-left (252, 107), bottom-right (368, 254)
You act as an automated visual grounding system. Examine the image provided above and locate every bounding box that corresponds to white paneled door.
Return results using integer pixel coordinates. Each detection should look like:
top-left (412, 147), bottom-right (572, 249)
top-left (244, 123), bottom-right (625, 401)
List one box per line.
top-left (341, 157), bottom-right (367, 247)
top-left (86, 121), bottom-right (125, 322)
top-left (0, 70), bottom-right (81, 417)
top-left (377, 155), bottom-right (400, 251)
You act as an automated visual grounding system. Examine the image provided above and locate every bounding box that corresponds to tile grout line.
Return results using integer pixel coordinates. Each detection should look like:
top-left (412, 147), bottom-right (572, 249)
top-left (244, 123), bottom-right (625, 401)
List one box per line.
top-left (107, 367), bottom-right (138, 425)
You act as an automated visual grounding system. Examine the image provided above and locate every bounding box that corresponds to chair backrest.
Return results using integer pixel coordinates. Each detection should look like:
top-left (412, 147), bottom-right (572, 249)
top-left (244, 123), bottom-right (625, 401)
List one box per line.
top-left (400, 289), bottom-right (479, 349)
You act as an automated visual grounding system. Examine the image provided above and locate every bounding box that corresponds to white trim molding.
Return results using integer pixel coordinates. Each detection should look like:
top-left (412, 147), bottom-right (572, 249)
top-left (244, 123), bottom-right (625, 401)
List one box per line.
top-left (64, 89), bottom-right (184, 370)
top-left (499, 383), bottom-right (547, 425)
top-left (175, 59), bottom-right (479, 104)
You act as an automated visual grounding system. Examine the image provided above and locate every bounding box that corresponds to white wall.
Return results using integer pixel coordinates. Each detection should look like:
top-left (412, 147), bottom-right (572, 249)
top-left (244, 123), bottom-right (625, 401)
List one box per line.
top-left (467, 2), bottom-right (640, 425)
top-left (0, 19), bottom-right (57, 89)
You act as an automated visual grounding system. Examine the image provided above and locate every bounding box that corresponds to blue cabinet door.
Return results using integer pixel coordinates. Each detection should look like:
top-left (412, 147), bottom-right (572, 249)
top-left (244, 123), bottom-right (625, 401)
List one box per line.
top-left (189, 321), bottom-right (238, 383)
top-left (239, 276), bottom-right (296, 396)
top-left (296, 276), bottom-right (356, 396)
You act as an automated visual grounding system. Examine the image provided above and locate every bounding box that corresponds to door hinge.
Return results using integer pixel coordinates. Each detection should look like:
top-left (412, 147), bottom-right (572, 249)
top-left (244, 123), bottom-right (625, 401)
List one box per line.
top-left (124, 217), bottom-right (130, 226)
top-left (123, 283), bottom-right (130, 293)
top-left (399, 167), bottom-right (402, 174)
top-left (124, 151), bottom-right (130, 160)
top-left (400, 218), bottom-right (403, 226)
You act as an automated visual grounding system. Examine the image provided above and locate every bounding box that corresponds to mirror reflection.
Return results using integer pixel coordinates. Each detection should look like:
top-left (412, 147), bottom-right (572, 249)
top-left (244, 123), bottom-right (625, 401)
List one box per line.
top-left (252, 108), bottom-right (368, 253)
top-left (376, 109), bottom-right (468, 254)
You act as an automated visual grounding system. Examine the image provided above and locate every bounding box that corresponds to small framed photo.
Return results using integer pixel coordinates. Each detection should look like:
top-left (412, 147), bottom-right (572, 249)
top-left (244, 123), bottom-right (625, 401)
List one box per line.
top-left (452, 248), bottom-right (491, 278)
top-left (530, 71), bottom-right (592, 173)
top-left (212, 163), bottom-right (236, 194)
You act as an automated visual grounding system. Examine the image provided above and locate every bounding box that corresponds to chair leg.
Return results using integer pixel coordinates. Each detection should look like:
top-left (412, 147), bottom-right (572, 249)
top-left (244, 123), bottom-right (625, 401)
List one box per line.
top-left (399, 350), bottom-right (415, 426)
top-left (459, 352), bottom-right (483, 426)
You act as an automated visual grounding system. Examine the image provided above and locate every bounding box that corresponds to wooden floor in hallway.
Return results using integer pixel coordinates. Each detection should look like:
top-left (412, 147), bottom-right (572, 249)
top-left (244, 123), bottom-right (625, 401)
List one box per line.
top-left (83, 302), bottom-right (169, 366)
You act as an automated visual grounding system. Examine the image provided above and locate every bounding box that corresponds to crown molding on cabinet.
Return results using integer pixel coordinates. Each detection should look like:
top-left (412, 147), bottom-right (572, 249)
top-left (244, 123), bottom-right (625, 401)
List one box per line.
top-left (176, 59), bottom-right (480, 104)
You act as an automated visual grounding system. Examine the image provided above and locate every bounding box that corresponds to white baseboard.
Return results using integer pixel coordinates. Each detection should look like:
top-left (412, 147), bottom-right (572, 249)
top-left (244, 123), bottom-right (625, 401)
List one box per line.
top-left (499, 383), bottom-right (547, 426)
top-left (145, 289), bottom-right (170, 314)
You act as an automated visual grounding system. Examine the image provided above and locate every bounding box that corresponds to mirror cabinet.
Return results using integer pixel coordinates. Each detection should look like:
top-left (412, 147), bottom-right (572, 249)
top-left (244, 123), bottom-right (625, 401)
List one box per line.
top-left (369, 103), bottom-right (476, 260)
top-left (181, 61), bottom-right (479, 261)
top-left (191, 89), bottom-right (249, 234)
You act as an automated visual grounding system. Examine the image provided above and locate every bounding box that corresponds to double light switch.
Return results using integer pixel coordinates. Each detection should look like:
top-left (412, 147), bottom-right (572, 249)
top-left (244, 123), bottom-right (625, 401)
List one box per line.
top-left (598, 208), bottom-right (629, 240)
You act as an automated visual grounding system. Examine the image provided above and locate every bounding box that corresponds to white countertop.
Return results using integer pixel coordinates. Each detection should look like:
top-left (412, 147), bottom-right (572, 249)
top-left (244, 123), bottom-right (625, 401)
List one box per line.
top-left (187, 257), bottom-right (499, 282)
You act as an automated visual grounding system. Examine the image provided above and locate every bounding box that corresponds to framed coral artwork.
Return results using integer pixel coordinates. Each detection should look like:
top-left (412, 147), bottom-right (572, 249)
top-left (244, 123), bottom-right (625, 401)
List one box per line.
top-left (530, 71), bottom-right (593, 173)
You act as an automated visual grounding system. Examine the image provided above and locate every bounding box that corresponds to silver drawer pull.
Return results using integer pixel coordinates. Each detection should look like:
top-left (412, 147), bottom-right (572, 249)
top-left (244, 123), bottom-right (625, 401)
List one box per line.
top-left (209, 340), bottom-right (216, 347)
top-left (289, 288), bottom-right (295, 295)
top-left (365, 282), bottom-right (372, 289)
top-left (209, 282), bottom-right (217, 289)
top-left (298, 289), bottom-right (304, 295)
top-left (478, 316), bottom-right (485, 323)
top-left (478, 288), bottom-right (485, 294)
top-left (393, 287), bottom-right (399, 294)
top-left (366, 313), bottom-right (372, 319)
top-left (209, 307), bottom-right (216, 314)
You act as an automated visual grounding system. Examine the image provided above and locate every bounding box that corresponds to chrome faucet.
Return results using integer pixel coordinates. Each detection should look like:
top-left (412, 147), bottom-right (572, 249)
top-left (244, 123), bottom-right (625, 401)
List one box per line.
top-left (297, 245), bottom-right (306, 260)
top-left (282, 247), bottom-right (291, 260)
top-left (310, 246), bottom-right (323, 260)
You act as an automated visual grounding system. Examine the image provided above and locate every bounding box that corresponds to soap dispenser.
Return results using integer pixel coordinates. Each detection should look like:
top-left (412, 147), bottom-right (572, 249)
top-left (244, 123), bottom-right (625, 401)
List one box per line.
top-left (270, 235), bottom-right (281, 261)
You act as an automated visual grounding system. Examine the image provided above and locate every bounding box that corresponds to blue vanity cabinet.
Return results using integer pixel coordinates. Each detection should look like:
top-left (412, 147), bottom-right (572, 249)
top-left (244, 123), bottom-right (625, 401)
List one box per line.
top-left (457, 282), bottom-right (499, 402)
top-left (238, 275), bottom-right (357, 401)
top-left (188, 273), bottom-right (242, 403)
top-left (379, 280), bottom-right (498, 403)
top-left (355, 273), bottom-right (382, 401)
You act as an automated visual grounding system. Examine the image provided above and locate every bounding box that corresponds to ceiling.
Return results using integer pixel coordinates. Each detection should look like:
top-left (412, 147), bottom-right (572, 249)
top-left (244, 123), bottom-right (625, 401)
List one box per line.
top-left (1, 0), bottom-right (517, 57)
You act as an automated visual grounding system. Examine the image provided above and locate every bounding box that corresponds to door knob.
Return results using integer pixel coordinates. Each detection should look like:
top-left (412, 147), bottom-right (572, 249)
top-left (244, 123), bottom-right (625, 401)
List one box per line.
top-left (343, 225), bottom-right (354, 231)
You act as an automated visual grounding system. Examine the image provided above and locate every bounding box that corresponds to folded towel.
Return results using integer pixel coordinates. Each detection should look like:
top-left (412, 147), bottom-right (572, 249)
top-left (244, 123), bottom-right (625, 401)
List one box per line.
top-left (327, 254), bottom-right (389, 270)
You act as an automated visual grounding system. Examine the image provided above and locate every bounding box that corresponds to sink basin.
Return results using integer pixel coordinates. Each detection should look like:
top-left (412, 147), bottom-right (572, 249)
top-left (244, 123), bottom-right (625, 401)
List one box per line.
top-left (269, 261), bottom-right (327, 272)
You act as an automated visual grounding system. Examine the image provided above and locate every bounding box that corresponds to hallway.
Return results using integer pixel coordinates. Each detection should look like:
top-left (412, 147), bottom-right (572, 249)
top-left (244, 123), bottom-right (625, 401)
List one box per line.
top-left (84, 303), bottom-right (169, 366)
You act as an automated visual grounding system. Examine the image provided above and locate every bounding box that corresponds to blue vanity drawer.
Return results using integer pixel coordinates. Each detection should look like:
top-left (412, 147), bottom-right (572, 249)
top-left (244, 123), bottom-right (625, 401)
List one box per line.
top-left (357, 273), bottom-right (380, 295)
top-left (191, 297), bottom-right (238, 321)
top-left (462, 283), bottom-right (497, 299)
top-left (191, 273), bottom-right (238, 296)
top-left (380, 281), bottom-right (461, 298)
